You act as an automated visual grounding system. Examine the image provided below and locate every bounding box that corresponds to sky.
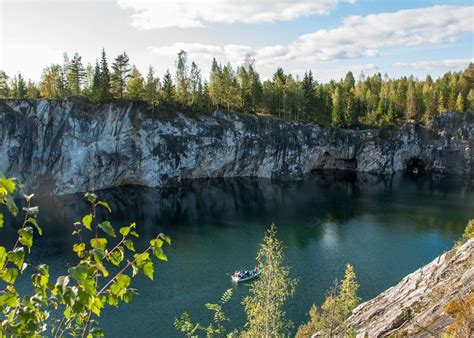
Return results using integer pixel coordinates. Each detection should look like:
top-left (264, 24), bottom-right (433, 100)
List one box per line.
top-left (0, 0), bottom-right (473, 82)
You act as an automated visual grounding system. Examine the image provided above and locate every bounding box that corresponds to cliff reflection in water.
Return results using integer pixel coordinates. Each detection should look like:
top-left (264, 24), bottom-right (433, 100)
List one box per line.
top-left (34, 172), bottom-right (473, 240)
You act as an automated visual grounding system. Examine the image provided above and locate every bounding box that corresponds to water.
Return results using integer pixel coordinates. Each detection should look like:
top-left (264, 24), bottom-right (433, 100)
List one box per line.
top-left (6, 173), bottom-right (474, 336)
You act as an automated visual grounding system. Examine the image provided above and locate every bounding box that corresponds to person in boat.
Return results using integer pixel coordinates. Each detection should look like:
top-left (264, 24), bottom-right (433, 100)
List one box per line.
top-left (253, 267), bottom-right (259, 274)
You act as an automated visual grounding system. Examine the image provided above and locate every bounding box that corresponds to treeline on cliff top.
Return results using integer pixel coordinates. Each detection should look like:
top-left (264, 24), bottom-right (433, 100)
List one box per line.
top-left (1, 50), bottom-right (473, 128)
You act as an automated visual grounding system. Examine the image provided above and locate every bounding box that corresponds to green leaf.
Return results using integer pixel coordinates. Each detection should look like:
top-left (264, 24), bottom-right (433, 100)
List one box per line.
top-left (98, 221), bottom-right (116, 237)
top-left (18, 227), bottom-right (34, 251)
top-left (82, 214), bottom-right (93, 231)
top-left (0, 290), bottom-right (19, 307)
top-left (123, 288), bottom-right (139, 304)
top-left (0, 268), bottom-right (19, 284)
top-left (153, 245), bottom-right (168, 261)
top-left (123, 239), bottom-right (135, 252)
top-left (27, 217), bottom-right (42, 235)
top-left (96, 262), bottom-right (109, 278)
top-left (143, 261), bottom-right (154, 280)
top-left (0, 178), bottom-right (16, 194)
top-left (133, 252), bottom-right (150, 268)
top-left (7, 247), bottom-right (25, 270)
top-left (69, 264), bottom-right (95, 294)
top-left (159, 233), bottom-right (172, 246)
top-left (55, 276), bottom-right (70, 293)
top-left (85, 192), bottom-right (97, 204)
top-left (0, 213), bottom-right (3, 229)
top-left (110, 274), bottom-right (131, 297)
top-left (5, 195), bottom-right (18, 216)
top-left (90, 238), bottom-right (107, 251)
top-left (97, 201), bottom-right (112, 213)
top-left (0, 246), bottom-right (6, 267)
top-left (108, 246), bottom-right (124, 267)
top-left (73, 243), bottom-right (86, 256)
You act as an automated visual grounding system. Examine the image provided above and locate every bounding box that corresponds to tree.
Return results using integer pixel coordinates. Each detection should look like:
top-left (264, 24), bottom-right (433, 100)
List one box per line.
top-left (161, 69), bottom-right (175, 104)
top-left (189, 61), bottom-right (202, 112)
top-left (331, 87), bottom-right (344, 127)
top-left (456, 93), bottom-right (465, 112)
top-left (209, 58), bottom-right (223, 108)
top-left (26, 80), bottom-right (40, 99)
top-left (0, 70), bottom-right (9, 98)
top-left (302, 71), bottom-right (317, 121)
top-left (67, 52), bottom-right (85, 95)
top-left (126, 65), bottom-right (145, 100)
top-left (10, 73), bottom-right (27, 99)
top-left (343, 71), bottom-right (355, 92)
top-left (90, 61), bottom-right (102, 102)
top-left (39, 65), bottom-right (66, 98)
top-left (144, 66), bottom-right (160, 105)
top-left (175, 50), bottom-right (189, 106)
top-left (297, 264), bottom-right (360, 337)
top-left (0, 176), bottom-right (171, 336)
top-left (98, 48), bottom-right (111, 101)
top-left (406, 80), bottom-right (418, 120)
top-left (111, 52), bottom-right (131, 99)
top-left (242, 224), bottom-right (298, 337)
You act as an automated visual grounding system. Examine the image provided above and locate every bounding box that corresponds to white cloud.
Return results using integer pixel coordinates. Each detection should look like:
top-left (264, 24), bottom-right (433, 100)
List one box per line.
top-left (149, 5), bottom-right (473, 69)
top-left (286, 5), bottom-right (473, 62)
top-left (117, 0), bottom-right (352, 29)
top-left (394, 58), bottom-right (473, 71)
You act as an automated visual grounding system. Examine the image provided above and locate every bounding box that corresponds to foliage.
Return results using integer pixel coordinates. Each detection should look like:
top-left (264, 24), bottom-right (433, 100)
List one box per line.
top-left (443, 291), bottom-right (474, 337)
top-left (1, 53), bottom-right (473, 127)
top-left (241, 223), bottom-right (298, 337)
top-left (0, 174), bottom-right (170, 336)
top-left (175, 223), bottom-right (296, 337)
top-left (296, 264), bottom-right (360, 337)
top-left (454, 219), bottom-right (474, 248)
top-left (174, 288), bottom-right (235, 337)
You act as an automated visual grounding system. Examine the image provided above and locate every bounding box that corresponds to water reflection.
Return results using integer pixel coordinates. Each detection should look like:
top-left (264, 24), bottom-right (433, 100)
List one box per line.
top-left (4, 172), bottom-right (473, 337)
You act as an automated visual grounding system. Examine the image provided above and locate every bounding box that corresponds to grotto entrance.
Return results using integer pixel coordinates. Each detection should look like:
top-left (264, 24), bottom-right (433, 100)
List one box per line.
top-left (405, 157), bottom-right (426, 175)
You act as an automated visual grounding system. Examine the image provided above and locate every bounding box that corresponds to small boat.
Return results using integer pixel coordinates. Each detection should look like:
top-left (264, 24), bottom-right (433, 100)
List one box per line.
top-left (231, 269), bottom-right (262, 283)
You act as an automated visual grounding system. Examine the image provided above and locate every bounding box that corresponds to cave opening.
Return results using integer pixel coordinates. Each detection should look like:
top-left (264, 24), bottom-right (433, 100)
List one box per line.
top-left (405, 157), bottom-right (426, 175)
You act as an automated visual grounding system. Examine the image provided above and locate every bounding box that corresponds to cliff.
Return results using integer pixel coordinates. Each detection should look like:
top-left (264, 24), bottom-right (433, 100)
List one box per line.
top-left (0, 99), bottom-right (473, 195)
top-left (343, 238), bottom-right (474, 337)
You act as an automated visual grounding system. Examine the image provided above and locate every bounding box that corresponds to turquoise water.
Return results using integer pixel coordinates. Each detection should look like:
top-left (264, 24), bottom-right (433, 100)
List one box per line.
top-left (8, 173), bottom-right (474, 336)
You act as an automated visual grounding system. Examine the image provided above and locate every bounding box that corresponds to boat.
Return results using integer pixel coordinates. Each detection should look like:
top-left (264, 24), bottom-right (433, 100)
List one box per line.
top-left (231, 269), bottom-right (262, 283)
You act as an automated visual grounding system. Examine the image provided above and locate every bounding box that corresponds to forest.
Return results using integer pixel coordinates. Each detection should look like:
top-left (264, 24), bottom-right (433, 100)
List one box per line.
top-left (1, 49), bottom-right (473, 128)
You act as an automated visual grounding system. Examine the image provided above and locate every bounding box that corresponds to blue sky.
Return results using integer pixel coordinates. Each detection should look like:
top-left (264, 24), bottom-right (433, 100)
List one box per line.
top-left (1, 0), bottom-right (473, 82)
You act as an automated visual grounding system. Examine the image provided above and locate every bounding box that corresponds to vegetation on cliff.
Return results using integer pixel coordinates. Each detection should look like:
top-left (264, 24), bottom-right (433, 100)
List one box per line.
top-left (1, 50), bottom-right (473, 128)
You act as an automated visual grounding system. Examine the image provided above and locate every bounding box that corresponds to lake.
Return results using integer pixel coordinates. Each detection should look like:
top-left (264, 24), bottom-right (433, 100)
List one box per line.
top-left (7, 172), bottom-right (474, 336)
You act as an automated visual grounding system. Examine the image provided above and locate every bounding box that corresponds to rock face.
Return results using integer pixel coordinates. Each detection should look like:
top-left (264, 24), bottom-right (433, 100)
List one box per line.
top-left (344, 238), bottom-right (474, 337)
top-left (0, 99), bottom-right (473, 195)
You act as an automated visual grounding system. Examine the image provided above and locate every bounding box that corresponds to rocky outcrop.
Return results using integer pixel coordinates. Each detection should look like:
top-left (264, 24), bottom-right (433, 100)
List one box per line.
top-left (0, 99), bottom-right (473, 195)
top-left (344, 238), bottom-right (474, 337)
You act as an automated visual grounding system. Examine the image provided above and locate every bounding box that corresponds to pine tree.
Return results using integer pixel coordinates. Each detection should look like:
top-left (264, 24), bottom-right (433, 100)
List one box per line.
top-left (91, 61), bottom-right (101, 102)
top-left (67, 52), bottom-right (85, 96)
top-left (111, 52), bottom-right (131, 99)
top-left (343, 71), bottom-right (355, 92)
top-left (0, 70), bottom-right (9, 98)
top-left (11, 73), bottom-right (27, 99)
top-left (144, 66), bottom-right (160, 105)
top-left (302, 71), bottom-right (316, 121)
top-left (273, 68), bottom-right (286, 118)
top-left (98, 49), bottom-right (111, 101)
top-left (161, 69), bottom-right (175, 104)
top-left (126, 65), bottom-right (144, 100)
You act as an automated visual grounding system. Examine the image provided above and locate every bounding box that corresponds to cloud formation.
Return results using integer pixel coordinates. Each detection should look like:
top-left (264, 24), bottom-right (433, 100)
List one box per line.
top-left (117, 0), bottom-right (353, 29)
top-left (395, 58), bottom-right (473, 70)
top-left (149, 5), bottom-right (473, 67)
